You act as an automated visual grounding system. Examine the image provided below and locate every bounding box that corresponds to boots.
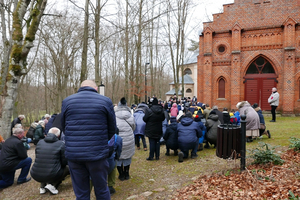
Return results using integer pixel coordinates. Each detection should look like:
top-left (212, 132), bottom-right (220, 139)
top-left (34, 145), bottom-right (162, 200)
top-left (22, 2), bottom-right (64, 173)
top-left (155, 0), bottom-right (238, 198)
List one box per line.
top-left (117, 166), bottom-right (125, 181)
top-left (124, 165), bottom-right (130, 180)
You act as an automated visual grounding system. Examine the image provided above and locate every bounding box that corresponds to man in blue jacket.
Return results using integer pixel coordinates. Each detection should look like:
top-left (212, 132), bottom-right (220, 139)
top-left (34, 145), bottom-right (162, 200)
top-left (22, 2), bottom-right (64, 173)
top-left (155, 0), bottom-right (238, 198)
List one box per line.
top-left (61, 80), bottom-right (116, 200)
top-left (177, 112), bottom-right (202, 162)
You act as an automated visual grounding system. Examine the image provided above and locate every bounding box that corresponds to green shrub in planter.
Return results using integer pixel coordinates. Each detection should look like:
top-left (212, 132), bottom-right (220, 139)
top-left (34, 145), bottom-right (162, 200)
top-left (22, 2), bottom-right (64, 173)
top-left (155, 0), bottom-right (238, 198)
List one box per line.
top-left (248, 142), bottom-right (284, 165)
top-left (289, 137), bottom-right (300, 152)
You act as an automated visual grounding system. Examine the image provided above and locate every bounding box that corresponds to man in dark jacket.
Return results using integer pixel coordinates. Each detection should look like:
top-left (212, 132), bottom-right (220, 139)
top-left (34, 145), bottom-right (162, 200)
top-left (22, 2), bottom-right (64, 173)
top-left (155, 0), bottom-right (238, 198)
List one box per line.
top-left (0, 128), bottom-right (32, 188)
top-left (61, 80), bottom-right (116, 200)
top-left (205, 111), bottom-right (221, 148)
top-left (143, 98), bottom-right (165, 160)
top-left (177, 112), bottom-right (202, 162)
top-left (10, 115), bottom-right (25, 135)
top-left (30, 127), bottom-right (69, 195)
top-left (163, 116), bottom-right (178, 156)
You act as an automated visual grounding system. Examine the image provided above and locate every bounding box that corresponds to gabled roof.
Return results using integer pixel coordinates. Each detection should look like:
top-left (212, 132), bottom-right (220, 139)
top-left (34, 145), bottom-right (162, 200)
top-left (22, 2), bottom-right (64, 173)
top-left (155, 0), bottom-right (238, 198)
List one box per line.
top-left (169, 74), bottom-right (194, 85)
top-left (165, 88), bottom-right (182, 95)
top-left (183, 51), bottom-right (198, 65)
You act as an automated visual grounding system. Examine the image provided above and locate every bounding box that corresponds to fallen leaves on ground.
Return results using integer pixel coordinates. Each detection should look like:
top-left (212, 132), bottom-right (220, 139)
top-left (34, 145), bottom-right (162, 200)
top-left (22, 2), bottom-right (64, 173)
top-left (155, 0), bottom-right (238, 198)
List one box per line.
top-left (173, 149), bottom-right (300, 200)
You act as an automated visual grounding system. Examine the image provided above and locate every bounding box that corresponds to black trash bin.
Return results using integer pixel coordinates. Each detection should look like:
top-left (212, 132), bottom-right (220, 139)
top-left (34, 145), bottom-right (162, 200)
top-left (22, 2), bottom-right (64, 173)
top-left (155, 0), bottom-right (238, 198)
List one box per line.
top-left (216, 124), bottom-right (241, 159)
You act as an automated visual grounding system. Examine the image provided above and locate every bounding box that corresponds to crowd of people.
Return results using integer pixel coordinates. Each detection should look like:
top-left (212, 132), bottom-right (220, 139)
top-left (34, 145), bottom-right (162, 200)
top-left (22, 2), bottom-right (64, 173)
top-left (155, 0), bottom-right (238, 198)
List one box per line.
top-left (0, 80), bottom-right (278, 199)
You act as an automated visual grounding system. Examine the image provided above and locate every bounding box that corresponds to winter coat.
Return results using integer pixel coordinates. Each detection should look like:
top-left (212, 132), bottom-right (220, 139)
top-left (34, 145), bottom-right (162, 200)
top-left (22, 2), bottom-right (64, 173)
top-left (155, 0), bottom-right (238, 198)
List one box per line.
top-left (255, 107), bottom-right (265, 125)
top-left (205, 113), bottom-right (221, 145)
top-left (45, 114), bottom-right (57, 135)
top-left (0, 136), bottom-right (28, 172)
top-left (268, 91), bottom-right (279, 106)
top-left (115, 105), bottom-right (136, 160)
top-left (143, 105), bottom-right (165, 139)
top-left (52, 113), bottom-right (62, 133)
top-left (133, 110), bottom-right (146, 136)
top-left (177, 117), bottom-right (202, 150)
top-left (195, 120), bottom-right (206, 143)
top-left (162, 110), bottom-right (170, 135)
top-left (34, 125), bottom-right (45, 142)
top-left (26, 122), bottom-right (38, 139)
top-left (163, 122), bottom-right (178, 150)
top-left (170, 103), bottom-right (178, 117)
top-left (203, 107), bottom-right (211, 120)
top-left (61, 86), bottom-right (116, 162)
top-left (238, 101), bottom-right (260, 130)
top-left (107, 134), bottom-right (123, 174)
top-left (223, 111), bottom-right (231, 124)
top-left (30, 133), bottom-right (67, 183)
top-left (234, 111), bottom-right (241, 125)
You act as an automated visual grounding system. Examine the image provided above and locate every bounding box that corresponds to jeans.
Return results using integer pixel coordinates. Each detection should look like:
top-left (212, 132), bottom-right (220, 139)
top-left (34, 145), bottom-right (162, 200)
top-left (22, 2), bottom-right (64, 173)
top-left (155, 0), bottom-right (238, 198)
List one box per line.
top-left (271, 105), bottom-right (277, 121)
top-left (148, 138), bottom-right (160, 159)
top-left (0, 157), bottom-right (32, 189)
top-left (68, 159), bottom-right (110, 200)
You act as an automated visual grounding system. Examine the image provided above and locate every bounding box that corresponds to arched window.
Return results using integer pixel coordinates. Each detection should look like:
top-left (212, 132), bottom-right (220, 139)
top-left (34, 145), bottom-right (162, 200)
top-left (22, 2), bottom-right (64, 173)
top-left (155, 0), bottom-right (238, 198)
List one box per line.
top-left (246, 56), bottom-right (275, 74)
top-left (186, 88), bottom-right (192, 93)
top-left (184, 68), bottom-right (192, 75)
top-left (218, 78), bottom-right (225, 98)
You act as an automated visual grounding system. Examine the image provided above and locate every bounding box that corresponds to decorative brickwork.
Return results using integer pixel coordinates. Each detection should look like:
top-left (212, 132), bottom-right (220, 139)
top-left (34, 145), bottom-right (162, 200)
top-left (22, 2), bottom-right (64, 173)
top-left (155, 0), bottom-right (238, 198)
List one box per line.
top-left (198, 0), bottom-right (300, 114)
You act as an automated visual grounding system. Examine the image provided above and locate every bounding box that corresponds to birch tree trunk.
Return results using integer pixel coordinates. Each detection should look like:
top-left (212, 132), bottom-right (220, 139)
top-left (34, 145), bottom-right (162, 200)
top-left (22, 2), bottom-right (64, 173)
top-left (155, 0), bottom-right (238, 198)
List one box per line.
top-left (0, 0), bottom-right (47, 139)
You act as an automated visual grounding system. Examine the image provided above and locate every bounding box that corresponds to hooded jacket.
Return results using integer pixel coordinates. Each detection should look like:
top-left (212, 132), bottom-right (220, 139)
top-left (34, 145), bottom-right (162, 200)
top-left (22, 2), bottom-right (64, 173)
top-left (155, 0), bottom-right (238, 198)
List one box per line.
top-left (254, 107), bottom-right (265, 125)
top-left (30, 133), bottom-right (67, 182)
top-left (143, 103), bottom-right (165, 139)
top-left (115, 105), bottom-right (136, 160)
top-left (133, 104), bottom-right (148, 136)
top-left (170, 103), bottom-right (178, 117)
top-left (205, 113), bottom-right (221, 145)
top-left (237, 101), bottom-right (260, 130)
top-left (177, 117), bottom-right (202, 150)
top-left (61, 86), bottom-right (116, 162)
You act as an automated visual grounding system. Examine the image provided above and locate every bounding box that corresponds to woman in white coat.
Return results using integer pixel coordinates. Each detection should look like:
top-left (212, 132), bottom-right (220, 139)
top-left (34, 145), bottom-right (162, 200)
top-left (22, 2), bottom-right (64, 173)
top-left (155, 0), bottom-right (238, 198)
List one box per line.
top-left (115, 97), bottom-right (136, 180)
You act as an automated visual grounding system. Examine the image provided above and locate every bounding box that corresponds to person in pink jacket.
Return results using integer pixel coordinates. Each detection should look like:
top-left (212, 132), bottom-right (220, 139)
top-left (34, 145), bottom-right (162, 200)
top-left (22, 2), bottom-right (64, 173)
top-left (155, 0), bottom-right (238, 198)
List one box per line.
top-left (170, 103), bottom-right (178, 117)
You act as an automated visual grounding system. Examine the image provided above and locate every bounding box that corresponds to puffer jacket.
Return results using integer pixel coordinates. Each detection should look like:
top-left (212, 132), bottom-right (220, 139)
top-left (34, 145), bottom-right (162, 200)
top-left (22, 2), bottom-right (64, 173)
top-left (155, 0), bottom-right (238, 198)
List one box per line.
top-left (268, 91), bottom-right (279, 106)
top-left (61, 86), bottom-right (116, 161)
top-left (45, 114), bottom-right (57, 135)
top-left (34, 125), bottom-right (45, 141)
top-left (163, 122), bottom-right (178, 150)
top-left (143, 105), bottom-right (165, 139)
top-left (115, 105), bottom-right (136, 160)
top-left (30, 133), bottom-right (67, 182)
top-left (177, 117), bottom-right (202, 150)
top-left (205, 113), bottom-right (221, 145)
top-left (238, 101), bottom-right (260, 130)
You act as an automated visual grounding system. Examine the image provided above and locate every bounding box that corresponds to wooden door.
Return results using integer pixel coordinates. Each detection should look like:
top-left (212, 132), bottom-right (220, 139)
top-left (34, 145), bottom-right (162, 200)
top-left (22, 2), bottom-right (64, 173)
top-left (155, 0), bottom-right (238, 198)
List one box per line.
top-left (244, 77), bottom-right (277, 111)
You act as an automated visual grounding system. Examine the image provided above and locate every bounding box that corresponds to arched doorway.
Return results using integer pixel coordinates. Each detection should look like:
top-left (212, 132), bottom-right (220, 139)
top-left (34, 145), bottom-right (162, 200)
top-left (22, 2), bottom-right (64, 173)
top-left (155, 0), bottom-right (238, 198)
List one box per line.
top-left (244, 56), bottom-right (277, 111)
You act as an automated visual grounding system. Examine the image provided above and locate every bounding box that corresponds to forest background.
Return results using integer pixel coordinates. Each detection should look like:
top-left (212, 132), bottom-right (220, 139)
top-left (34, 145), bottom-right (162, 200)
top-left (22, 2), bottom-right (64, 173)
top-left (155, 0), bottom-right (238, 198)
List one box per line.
top-left (0, 0), bottom-right (233, 139)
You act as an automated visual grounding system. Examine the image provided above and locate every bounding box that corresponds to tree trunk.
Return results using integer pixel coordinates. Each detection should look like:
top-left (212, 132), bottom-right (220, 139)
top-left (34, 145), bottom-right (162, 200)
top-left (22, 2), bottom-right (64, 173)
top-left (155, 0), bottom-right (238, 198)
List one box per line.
top-left (80, 0), bottom-right (89, 82)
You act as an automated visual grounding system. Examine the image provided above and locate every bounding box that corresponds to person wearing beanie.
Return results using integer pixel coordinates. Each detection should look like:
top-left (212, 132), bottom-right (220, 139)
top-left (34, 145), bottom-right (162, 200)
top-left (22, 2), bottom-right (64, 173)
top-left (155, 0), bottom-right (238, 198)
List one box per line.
top-left (143, 98), bottom-right (165, 161)
top-left (170, 103), bottom-right (178, 117)
top-left (115, 97), bottom-right (136, 181)
top-left (163, 116), bottom-right (178, 156)
top-left (268, 87), bottom-right (279, 122)
top-left (205, 110), bottom-right (221, 148)
top-left (194, 115), bottom-right (206, 151)
top-left (177, 112), bottom-right (202, 162)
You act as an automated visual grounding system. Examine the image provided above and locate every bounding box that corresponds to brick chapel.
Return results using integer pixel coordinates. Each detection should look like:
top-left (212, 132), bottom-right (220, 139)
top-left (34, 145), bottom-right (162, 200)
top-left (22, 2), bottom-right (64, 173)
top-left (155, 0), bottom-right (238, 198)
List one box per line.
top-left (197, 0), bottom-right (300, 115)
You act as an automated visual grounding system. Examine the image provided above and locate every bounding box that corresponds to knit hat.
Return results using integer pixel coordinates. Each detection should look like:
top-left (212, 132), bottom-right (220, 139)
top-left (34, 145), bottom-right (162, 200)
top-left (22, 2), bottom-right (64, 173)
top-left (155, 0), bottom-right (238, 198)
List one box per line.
top-left (120, 97), bottom-right (127, 106)
top-left (170, 116), bottom-right (177, 123)
top-left (252, 103), bottom-right (258, 109)
top-left (152, 98), bottom-right (158, 105)
top-left (194, 115), bottom-right (201, 122)
top-left (212, 106), bottom-right (218, 110)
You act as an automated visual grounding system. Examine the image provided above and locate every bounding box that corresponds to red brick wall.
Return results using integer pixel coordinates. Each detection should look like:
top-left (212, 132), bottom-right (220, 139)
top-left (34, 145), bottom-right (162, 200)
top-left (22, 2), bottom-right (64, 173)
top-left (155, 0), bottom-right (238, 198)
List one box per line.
top-left (198, 0), bottom-right (300, 114)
